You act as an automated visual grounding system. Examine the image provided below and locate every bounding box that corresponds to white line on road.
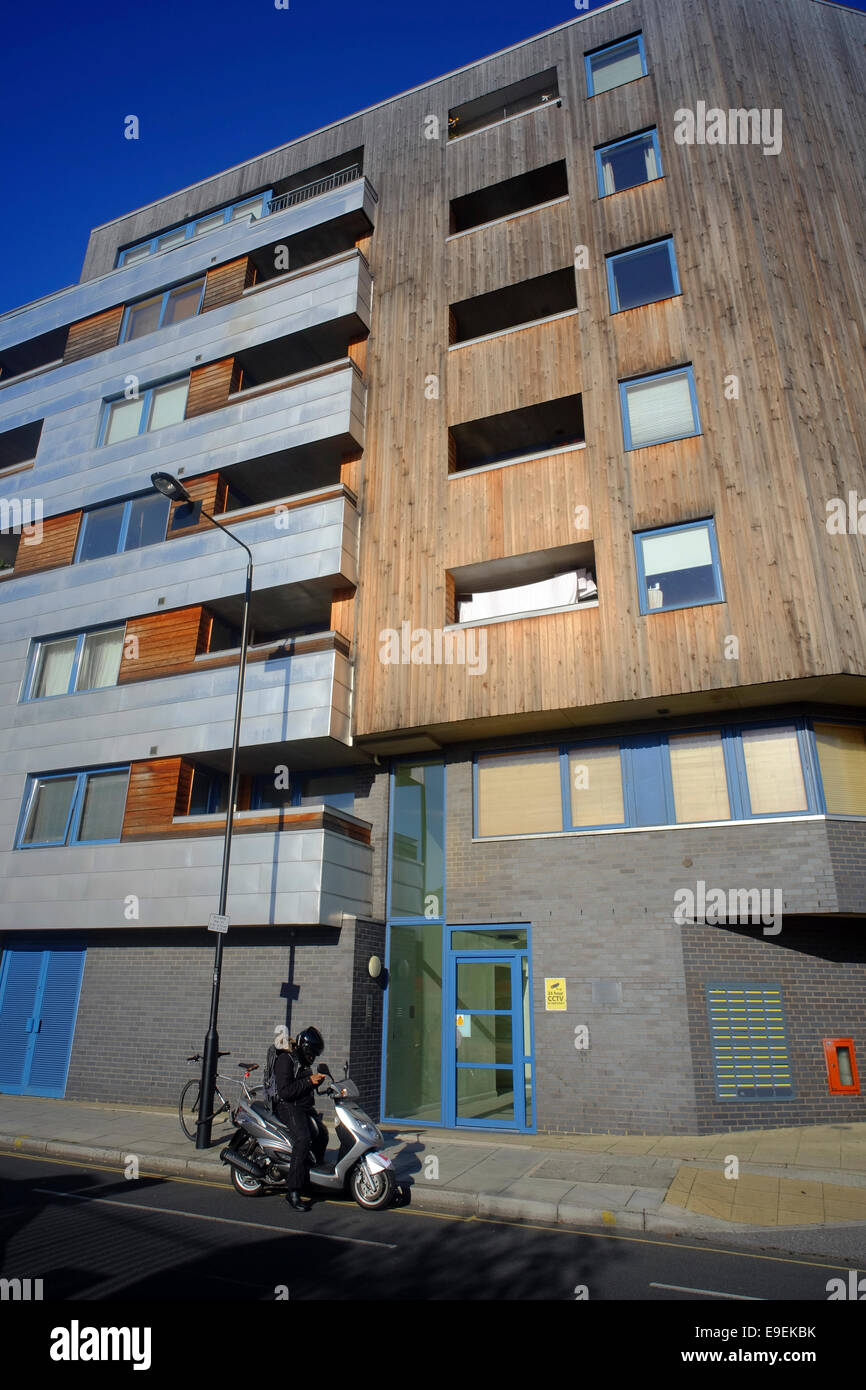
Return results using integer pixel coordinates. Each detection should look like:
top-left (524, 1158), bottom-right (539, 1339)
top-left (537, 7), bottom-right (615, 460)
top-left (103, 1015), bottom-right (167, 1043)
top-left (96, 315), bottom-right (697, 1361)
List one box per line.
top-left (31, 1187), bottom-right (398, 1250)
top-left (650, 1282), bottom-right (765, 1300)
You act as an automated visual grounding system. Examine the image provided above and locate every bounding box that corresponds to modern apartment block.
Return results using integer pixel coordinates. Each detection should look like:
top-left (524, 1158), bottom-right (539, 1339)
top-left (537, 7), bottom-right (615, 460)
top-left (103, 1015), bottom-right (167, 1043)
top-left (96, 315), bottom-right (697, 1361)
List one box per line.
top-left (1, 0), bottom-right (864, 1135)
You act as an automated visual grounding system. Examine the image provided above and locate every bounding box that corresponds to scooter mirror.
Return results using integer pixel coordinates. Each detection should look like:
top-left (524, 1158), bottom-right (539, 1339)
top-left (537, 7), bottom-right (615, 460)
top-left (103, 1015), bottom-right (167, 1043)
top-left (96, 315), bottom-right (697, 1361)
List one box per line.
top-left (318, 1062), bottom-right (333, 1079)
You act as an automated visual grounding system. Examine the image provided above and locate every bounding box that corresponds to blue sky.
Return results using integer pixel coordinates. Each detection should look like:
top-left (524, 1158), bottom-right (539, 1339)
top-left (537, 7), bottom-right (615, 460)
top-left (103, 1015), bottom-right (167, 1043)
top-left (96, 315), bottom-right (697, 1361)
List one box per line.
top-left (0, 0), bottom-right (862, 314)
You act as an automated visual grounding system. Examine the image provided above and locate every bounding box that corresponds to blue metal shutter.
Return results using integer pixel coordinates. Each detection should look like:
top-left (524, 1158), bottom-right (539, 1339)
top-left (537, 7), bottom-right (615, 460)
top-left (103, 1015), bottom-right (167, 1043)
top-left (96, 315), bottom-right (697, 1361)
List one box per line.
top-left (0, 947), bottom-right (44, 1091)
top-left (25, 945), bottom-right (86, 1097)
top-left (706, 984), bottom-right (794, 1101)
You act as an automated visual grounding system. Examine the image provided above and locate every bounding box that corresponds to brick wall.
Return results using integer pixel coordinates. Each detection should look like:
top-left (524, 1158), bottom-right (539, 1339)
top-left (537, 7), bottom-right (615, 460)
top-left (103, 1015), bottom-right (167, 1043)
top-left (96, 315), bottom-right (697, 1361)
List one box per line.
top-left (681, 917), bottom-right (866, 1132)
top-left (61, 922), bottom-right (386, 1117)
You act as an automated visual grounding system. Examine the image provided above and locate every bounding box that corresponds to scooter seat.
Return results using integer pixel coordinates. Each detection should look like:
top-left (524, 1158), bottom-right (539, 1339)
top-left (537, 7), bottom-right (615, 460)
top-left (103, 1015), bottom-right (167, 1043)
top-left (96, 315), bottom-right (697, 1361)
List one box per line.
top-left (250, 1101), bottom-right (278, 1123)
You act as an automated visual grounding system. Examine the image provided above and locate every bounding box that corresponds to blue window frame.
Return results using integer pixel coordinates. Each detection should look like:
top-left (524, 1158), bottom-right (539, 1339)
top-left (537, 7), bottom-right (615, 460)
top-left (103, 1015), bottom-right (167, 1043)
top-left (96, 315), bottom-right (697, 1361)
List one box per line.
top-left (472, 716), bottom-right (826, 839)
top-left (585, 33), bottom-right (647, 96)
top-left (634, 518), bottom-right (723, 614)
top-left (120, 279), bottom-right (206, 343)
top-left (116, 192), bottom-right (273, 267)
top-left (99, 376), bottom-right (189, 448)
top-left (74, 493), bottom-right (171, 564)
top-left (607, 237), bottom-right (680, 313)
top-left (16, 767), bottom-right (130, 848)
top-left (595, 129), bottom-right (663, 197)
top-left (619, 365), bottom-right (701, 450)
top-left (23, 625), bottom-right (126, 700)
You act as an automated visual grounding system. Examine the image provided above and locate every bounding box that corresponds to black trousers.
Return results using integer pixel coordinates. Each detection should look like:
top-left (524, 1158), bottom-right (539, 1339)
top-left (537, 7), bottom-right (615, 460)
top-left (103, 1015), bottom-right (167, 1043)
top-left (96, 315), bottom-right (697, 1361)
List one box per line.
top-left (277, 1104), bottom-right (329, 1190)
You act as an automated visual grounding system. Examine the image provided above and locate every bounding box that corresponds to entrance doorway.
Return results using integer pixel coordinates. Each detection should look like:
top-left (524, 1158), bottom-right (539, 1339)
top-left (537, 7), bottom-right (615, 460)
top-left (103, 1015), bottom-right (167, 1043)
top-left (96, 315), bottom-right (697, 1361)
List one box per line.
top-left (445, 926), bottom-right (534, 1130)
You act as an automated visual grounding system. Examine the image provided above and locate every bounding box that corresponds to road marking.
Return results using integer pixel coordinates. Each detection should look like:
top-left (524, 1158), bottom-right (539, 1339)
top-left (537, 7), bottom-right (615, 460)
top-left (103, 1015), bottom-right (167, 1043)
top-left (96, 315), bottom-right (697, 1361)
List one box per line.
top-left (30, 1187), bottom-right (397, 1250)
top-left (650, 1282), bottom-right (764, 1300)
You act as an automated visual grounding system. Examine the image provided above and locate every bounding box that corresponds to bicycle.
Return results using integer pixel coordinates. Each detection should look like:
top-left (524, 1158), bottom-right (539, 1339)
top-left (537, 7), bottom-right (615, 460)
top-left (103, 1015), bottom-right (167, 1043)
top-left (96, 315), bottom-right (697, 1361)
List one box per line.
top-left (178, 1051), bottom-right (261, 1142)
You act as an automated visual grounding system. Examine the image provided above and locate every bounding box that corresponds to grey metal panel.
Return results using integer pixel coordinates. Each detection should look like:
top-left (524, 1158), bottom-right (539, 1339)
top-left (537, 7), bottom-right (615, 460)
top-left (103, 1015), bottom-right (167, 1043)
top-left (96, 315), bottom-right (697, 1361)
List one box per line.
top-left (0, 650), bottom-right (341, 776)
top-left (0, 825), bottom-right (374, 929)
top-left (0, 180), bottom-right (376, 351)
top-left (0, 254), bottom-right (371, 432)
top-left (0, 494), bottom-right (358, 636)
top-left (0, 365), bottom-right (366, 520)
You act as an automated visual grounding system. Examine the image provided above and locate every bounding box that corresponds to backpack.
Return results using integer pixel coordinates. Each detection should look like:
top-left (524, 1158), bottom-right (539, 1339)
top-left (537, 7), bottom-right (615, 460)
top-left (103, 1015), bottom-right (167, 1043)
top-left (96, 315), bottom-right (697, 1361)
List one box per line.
top-left (263, 1044), bottom-right (280, 1111)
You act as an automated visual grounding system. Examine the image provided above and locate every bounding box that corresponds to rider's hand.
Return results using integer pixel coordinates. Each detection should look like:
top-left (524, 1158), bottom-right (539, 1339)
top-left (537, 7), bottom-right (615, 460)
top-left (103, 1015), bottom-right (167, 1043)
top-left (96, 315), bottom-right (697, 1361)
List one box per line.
top-left (310, 1073), bottom-right (325, 1085)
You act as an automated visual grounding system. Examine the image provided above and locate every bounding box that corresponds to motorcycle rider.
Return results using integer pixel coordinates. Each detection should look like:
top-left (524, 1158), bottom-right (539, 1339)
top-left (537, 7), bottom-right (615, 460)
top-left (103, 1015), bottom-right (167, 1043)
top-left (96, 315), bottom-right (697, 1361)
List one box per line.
top-left (272, 1024), bottom-right (328, 1211)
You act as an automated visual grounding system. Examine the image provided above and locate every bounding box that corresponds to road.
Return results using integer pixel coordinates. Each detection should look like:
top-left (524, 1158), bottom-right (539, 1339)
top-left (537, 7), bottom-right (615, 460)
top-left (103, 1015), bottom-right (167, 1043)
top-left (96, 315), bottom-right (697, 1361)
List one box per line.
top-left (0, 1150), bottom-right (860, 1305)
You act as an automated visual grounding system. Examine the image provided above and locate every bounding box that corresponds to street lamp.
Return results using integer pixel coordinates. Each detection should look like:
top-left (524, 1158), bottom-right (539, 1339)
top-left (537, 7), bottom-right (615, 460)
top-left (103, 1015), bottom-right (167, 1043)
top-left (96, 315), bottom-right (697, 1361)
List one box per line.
top-left (151, 471), bottom-right (254, 1149)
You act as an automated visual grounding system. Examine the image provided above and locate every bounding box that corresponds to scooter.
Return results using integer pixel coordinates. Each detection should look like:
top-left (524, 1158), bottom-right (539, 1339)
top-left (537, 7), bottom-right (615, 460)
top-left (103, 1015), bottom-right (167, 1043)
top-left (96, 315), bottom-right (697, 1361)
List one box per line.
top-left (219, 1064), bottom-right (396, 1210)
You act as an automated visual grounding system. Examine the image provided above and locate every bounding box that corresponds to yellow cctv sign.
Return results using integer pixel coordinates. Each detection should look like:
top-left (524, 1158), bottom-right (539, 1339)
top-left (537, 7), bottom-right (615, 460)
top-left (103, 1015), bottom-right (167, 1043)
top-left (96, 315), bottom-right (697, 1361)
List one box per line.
top-left (545, 978), bottom-right (567, 1011)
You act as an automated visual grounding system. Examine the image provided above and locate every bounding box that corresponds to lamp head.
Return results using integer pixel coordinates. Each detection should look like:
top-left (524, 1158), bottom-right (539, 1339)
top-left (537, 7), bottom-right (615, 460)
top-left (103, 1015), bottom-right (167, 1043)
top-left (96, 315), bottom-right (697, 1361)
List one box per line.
top-left (151, 471), bottom-right (191, 503)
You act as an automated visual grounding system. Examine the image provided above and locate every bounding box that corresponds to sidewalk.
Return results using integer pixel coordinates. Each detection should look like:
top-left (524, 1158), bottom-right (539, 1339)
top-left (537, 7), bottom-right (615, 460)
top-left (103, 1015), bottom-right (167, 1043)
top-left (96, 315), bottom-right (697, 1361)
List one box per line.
top-left (2, 1094), bottom-right (865, 1260)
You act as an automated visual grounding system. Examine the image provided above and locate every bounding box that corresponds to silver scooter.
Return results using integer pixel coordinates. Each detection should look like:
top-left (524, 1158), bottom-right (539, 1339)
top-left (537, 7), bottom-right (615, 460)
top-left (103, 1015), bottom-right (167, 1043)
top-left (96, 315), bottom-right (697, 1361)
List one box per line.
top-left (220, 1065), bottom-right (396, 1210)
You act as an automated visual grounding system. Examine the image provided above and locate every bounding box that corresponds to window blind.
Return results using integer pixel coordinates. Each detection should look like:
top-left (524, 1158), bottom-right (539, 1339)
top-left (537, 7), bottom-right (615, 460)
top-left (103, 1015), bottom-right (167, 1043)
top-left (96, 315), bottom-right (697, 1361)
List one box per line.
top-left (814, 723), bottom-right (866, 814)
top-left (624, 372), bottom-right (695, 447)
top-left (458, 571), bottom-right (579, 623)
top-left (669, 731), bottom-right (730, 822)
top-left (590, 44), bottom-right (644, 94)
top-left (568, 746), bottom-right (624, 826)
top-left (741, 725), bottom-right (807, 814)
top-left (477, 750), bottom-right (562, 835)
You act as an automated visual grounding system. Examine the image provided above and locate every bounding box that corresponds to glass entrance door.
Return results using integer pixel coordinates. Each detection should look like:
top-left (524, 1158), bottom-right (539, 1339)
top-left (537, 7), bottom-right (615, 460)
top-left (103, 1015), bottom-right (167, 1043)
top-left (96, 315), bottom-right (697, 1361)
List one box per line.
top-left (446, 929), bottom-right (533, 1130)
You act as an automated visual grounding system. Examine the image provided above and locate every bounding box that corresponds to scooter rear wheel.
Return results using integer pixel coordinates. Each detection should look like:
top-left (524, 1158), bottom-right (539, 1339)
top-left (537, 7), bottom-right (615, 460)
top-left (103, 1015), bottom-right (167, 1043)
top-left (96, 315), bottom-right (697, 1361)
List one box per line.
top-left (349, 1162), bottom-right (396, 1210)
top-left (230, 1139), bottom-right (266, 1197)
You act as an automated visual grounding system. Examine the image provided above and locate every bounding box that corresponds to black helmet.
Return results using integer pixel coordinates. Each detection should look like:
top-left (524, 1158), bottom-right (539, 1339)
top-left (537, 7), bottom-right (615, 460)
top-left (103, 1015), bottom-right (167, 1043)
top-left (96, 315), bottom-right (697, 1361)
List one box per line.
top-left (296, 1026), bottom-right (324, 1065)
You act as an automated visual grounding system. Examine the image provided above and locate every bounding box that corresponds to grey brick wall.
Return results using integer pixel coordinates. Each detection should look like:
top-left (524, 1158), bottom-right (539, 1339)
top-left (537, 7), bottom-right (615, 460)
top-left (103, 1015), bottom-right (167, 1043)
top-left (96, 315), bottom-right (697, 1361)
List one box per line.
top-left (58, 921), bottom-right (385, 1116)
top-left (682, 917), bottom-right (866, 1132)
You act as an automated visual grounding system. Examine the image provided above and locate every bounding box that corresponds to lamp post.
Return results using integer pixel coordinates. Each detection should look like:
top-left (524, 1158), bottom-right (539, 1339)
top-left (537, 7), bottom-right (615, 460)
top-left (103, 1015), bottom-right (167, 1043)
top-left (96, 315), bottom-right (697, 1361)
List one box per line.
top-left (151, 471), bottom-right (253, 1149)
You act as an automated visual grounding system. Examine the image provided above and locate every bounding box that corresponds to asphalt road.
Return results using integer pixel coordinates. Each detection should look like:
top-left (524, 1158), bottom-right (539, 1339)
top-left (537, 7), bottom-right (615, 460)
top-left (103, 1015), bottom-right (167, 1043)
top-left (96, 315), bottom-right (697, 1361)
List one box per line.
top-left (0, 1150), bottom-right (861, 1308)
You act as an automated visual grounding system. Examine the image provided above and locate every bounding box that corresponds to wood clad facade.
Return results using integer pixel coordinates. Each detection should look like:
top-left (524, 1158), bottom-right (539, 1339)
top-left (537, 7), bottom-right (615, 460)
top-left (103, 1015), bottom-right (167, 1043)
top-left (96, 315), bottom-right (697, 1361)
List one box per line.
top-left (117, 606), bottom-right (207, 683)
top-left (14, 510), bottom-right (81, 574)
top-left (70, 0), bottom-right (866, 748)
top-left (185, 358), bottom-right (242, 418)
top-left (63, 306), bottom-right (123, 362)
top-left (201, 256), bottom-right (256, 313)
top-left (121, 757), bottom-right (192, 839)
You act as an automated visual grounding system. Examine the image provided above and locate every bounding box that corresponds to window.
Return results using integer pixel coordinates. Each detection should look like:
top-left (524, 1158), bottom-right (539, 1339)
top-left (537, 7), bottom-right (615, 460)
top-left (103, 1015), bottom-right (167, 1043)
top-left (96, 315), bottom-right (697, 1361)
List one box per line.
top-left (75, 494), bottom-right (171, 563)
top-left (121, 280), bottom-right (205, 342)
top-left (669, 731), bottom-right (730, 823)
top-left (620, 367), bottom-right (700, 450)
top-left (448, 70), bottom-right (559, 140)
top-left (634, 520), bottom-right (723, 614)
top-left (473, 719), bottom-right (825, 838)
top-left (449, 393), bottom-right (584, 473)
top-left (17, 768), bottom-right (129, 847)
top-left (740, 725), bottom-right (808, 815)
top-left (296, 772), bottom-right (355, 812)
top-left (596, 130), bottom-right (662, 197)
top-left (814, 723), bottom-right (866, 815)
top-left (568, 746), bottom-right (625, 828)
top-left (706, 986), bottom-right (793, 1100)
top-left (476, 750), bottom-right (561, 837)
top-left (586, 34), bottom-right (647, 96)
top-left (450, 267), bottom-right (577, 345)
top-left (449, 162), bottom-right (569, 235)
top-left (26, 627), bottom-right (125, 699)
top-left (101, 377), bottom-right (189, 446)
top-left (188, 767), bottom-right (229, 815)
top-left (0, 419), bottom-right (43, 471)
top-left (607, 238), bottom-right (680, 313)
top-left (116, 193), bottom-right (271, 266)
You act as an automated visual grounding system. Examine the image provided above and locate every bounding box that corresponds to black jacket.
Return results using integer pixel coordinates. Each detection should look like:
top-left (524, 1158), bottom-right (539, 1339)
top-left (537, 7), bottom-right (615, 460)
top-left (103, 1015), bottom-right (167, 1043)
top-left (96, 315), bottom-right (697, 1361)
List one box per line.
top-left (274, 1049), bottom-right (316, 1111)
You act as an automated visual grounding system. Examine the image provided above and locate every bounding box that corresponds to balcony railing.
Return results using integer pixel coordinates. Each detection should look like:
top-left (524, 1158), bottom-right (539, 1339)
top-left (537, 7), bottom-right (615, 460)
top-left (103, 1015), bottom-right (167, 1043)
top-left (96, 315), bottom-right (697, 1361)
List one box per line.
top-left (267, 165), bottom-right (374, 215)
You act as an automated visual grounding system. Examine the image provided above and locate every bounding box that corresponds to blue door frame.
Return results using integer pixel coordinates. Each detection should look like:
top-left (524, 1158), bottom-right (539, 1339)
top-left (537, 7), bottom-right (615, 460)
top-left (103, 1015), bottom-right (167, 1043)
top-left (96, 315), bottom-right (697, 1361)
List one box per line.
top-left (443, 929), bottom-right (536, 1132)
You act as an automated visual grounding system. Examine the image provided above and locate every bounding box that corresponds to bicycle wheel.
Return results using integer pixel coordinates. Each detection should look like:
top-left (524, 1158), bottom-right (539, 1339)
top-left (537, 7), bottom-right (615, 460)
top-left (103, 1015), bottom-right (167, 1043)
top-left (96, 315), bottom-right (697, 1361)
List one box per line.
top-left (178, 1078), bottom-right (201, 1141)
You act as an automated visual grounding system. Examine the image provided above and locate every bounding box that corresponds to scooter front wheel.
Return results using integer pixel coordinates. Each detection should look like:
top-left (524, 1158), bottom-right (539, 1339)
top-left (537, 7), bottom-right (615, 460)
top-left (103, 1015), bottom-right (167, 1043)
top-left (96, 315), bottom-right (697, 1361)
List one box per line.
top-left (350, 1161), bottom-right (396, 1210)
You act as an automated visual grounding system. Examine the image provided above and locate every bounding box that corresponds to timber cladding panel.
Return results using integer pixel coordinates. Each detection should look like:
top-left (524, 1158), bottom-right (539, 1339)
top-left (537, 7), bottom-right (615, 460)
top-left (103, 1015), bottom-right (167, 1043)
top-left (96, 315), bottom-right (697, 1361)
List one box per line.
top-left (201, 256), bottom-right (256, 312)
top-left (117, 606), bottom-right (207, 683)
top-left (166, 471), bottom-right (226, 537)
top-left (185, 358), bottom-right (242, 418)
top-left (63, 306), bottom-right (123, 363)
top-left (346, 0), bottom-right (866, 738)
top-left (121, 757), bottom-right (191, 839)
top-left (13, 510), bottom-right (81, 574)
